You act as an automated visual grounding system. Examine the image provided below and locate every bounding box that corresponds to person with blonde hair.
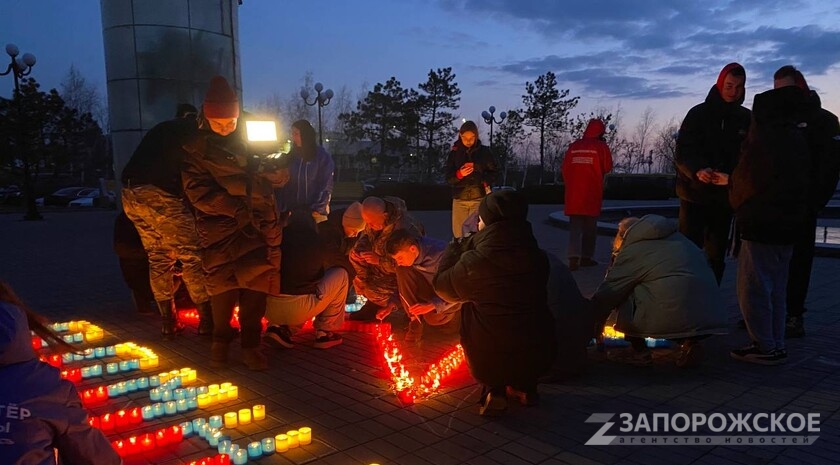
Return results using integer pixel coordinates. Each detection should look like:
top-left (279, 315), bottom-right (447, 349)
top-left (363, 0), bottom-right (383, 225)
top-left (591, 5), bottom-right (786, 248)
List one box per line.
top-left (592, 215), bottom-right (727, 367)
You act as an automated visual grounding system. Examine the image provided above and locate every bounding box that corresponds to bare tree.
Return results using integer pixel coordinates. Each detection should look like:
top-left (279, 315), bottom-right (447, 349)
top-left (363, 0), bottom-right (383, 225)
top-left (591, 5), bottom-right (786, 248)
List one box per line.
top-left (653, 117), bottom-right (681, 173)
top-left (631, 106), bottom-right (657, 173)
top-left (59, 65), bottom-right (106, 131)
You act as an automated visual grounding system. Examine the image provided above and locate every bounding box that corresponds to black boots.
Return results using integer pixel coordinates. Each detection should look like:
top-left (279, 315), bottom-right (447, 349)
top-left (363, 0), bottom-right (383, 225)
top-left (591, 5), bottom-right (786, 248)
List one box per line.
top-left (156, 299), bottom-right (184, 338)
top-left (195, 301), bottom-right (214, 336)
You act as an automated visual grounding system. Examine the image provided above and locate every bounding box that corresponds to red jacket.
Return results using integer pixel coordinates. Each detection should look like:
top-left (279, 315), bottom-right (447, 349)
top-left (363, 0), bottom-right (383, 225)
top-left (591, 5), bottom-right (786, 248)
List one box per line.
top-left (562, 119), bottom-right (613, 216)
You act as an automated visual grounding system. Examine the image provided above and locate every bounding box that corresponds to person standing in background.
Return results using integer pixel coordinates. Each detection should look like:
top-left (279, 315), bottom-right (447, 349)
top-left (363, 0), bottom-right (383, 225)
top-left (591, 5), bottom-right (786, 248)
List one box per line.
top-left (444, 120), bottom-right (498, 238)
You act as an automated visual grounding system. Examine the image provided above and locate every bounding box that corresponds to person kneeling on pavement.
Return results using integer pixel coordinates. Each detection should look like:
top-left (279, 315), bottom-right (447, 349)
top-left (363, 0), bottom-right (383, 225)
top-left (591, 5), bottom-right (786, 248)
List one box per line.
top-left (591, 215), bottom-right (728, 368)
top-left (264, 207), bottom-right (346, 349)
top-left (381, 228), bottom-right (461, 342)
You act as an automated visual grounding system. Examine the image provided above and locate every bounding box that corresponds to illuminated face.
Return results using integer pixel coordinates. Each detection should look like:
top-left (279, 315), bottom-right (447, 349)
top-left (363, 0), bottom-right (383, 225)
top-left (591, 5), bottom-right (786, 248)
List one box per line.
top-left (460, 131), bottom-right (477, 148)
top-left (361, 209), bottom-right (387, 231)
top-left (292, 127), bottom-right (302, 147)
top-left (208, 117), bottom-right (237, 136)
top-left (721, 74), bottom-right (745, 103)
top-left (391, 245), bottom-right (419, 267)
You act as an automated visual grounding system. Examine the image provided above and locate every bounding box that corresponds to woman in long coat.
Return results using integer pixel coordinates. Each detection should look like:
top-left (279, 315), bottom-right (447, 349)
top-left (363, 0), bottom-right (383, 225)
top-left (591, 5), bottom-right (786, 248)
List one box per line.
top-left (433, 190), bottom-right (556, 416)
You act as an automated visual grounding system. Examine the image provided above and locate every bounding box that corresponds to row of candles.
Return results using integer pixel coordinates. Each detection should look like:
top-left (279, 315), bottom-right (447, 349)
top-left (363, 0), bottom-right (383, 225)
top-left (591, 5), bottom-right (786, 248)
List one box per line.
top-left (80, 368), bottom-right (195, 406)
top-left (111, 424), bottom-right (184, 457)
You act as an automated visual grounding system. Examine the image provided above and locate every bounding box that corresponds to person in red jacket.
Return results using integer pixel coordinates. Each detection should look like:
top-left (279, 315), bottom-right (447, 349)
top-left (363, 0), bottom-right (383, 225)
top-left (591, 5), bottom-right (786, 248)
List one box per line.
top-left (561, 119), bottom-right (613, 270)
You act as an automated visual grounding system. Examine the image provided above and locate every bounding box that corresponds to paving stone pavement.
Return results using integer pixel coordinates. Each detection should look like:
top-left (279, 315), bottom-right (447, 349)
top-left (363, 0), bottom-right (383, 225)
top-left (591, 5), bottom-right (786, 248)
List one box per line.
top-left (1, 203), bottom-right (838, 465)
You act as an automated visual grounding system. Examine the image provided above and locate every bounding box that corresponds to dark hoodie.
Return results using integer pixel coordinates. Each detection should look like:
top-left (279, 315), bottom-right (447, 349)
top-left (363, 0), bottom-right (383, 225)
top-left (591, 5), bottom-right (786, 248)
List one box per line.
top-left (0, 303), bottom-right (120, 465)
top-left (444, 138), bottom-right (499, 201)
top-left (675, 63), bottom-right (752, 206)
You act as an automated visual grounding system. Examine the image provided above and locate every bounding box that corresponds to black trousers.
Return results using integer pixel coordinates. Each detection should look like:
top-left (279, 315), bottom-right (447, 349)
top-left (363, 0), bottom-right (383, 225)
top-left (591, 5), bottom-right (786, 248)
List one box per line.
top-left (787, 213), bottom-right (817, 317)
top-left (211, 289), bottom-right (266, 348)
top-left (678, 200), bottom-right (732, 285)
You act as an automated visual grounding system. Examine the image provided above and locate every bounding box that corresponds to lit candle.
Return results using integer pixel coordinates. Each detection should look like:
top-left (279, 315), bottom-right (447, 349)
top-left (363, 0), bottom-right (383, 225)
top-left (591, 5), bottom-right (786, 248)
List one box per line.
top-left (129, 407), bottom-right (143, 424)
top-left (218, 439), bottom-right (232, 454)
top-left (220, 382), bottom-right (232, 391)
top-left (89, 365), bottom-right (104, 378)
top-left (126, 379), bottom-right (138, 392)
top-left (179, 421), bottom-right (193, 437)
top-left (197, 386), bottom-right (208, 395)
top-left (174, 388), bottom-right (186, 400)
top-left (238, 408), bottom-right (251, 425)
top-left (224, 412), bottom-right (237, 428)
top-left (274, 434), bottom-right (288, 452)
top-left (227, 386), bottom-right (238, 400)
top-left (118, 361), bottom-right (130, 372)
top-left (252, 404), bottom-right (265, 421)
top-left (80, 367), bottom-right (91, 379)
top-left (114, 410), bottom-right (129, 428)
top-left (186, 387), bottom-right (197, 398)
top-left (106, 384), bottom-right (119, 398)
top-left (73, 332), bottom-right (84, 343)
top-left (106, 363), bottom-right (119, 374)
top-left (150, 388), bottom-right (162, 402)
top-left (232, 450), bottom-right (248, 465)
top-left (217, 388), bottom-right (228, 401)
top-left (155, 429), bottom-right (169, 447)
top-left (94, 347), bottom-right (106, 358)
top-left (112, 439), bottom-right (126, 458)
top-left (176, 399), bottom-right (188, 412)
top-left (169, 425), bottom-right (182, 443)
top-left (159, 372), bottom-right (170, 384)
top-left (287, 430), bottom-right (299, 448)
top-left (139, 433), bottom-right (154, 452)
top-left (100, 413), bottom-right (114, 431)
top-left (141, 406), bottom-right (154, 421)
top-left (148, 355), bottom-right (159, 368)
top-left (217, 453), bottom-right (231, 465)
top-left (298, 426), bottom-right (312, 445)
top-left (129, 359), bottom-right (140, 370)
top-left (209, 430), bottom-right (222, 447)
top-left (95, 386), bottom-right (108, 401)
top-left (209, 415), bottom-right (223, 429)
top-left (197, 393), bottom-right (210, 408)
top-left (149, 375), bottom-right (160, 387)
top-left (208, 384), bottom-right (220, 396)
top-left (247, 441), bottom-right (263, 458)
top-left (152, 402), bottom-right (165, 417)
top-left (187, 398), bottom-right (198, 410)
top-left (116, 382), bottom-right (127, 395)
top-left (164, 401), bottom-right (177, 415)
top-left (261, 437), bottom-right (275, 454)
top-left (105, 345), bottom-right (116, 356)
top-left (137, 377), bottom-right (149, 389)
top-left (88, 416), bottom-right (100, 429)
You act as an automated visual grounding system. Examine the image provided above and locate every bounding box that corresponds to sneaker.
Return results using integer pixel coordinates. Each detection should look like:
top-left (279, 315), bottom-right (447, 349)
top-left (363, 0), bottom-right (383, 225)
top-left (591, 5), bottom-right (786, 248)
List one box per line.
top-left (264, 325), bottom-right (295, 349)
top-left (607, 348), bottom-right (653, 366)
top-left (505, 386), bottom-right (540, 406)
top-left (580, 257), bottom-right (599, 267)
top-left (785, 315), bottom-right (805, 338)
top-left (479, 392), bottom-right (507, 416)
top-left (405, 320), bottom-right (423, 342)
top-left (313, 331), bottom-right (343, 349)
top-left (675, 340), bottom-right (704, 368)
top-left (730, 343), bottom-right (787, 365)
top-left (568, 257), bottom-right (580, 271)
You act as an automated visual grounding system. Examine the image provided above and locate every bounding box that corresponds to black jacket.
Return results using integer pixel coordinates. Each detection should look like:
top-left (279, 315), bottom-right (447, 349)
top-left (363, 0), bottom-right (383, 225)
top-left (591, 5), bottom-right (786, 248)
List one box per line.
top-left (317, 207), bottom-right (358, 281)
top-left (280, 214), bottom-right (324, 295)
top-left (802, 91), bottom-right (840, 211)
top-left (675, 86), bottom-right (751, 206)
top-left (121, 118), bottom-right (198, 196)
top-left (729, 86), bottom-right (810, 244)
top-left (444, 140), bottom-right (498, 201)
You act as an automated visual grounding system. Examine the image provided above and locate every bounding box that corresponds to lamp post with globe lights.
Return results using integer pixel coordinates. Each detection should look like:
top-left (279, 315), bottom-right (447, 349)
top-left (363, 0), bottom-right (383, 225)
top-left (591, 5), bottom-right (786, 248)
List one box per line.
top-left (1, 43), bottom-right (41, 220)
top-left (481, 106), bottom-right (506, 150)
top-left (300, 82), bottom-right (334, 146)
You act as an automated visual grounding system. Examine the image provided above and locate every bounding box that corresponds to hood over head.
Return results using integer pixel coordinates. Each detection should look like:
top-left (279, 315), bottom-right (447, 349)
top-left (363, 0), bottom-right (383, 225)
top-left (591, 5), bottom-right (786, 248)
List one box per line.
top-left (479, 190), bottom-right (529, 226)
top-left (583, 119), bottom-right (606, 139)
top-left (0, 301), bottom-right (37, 367)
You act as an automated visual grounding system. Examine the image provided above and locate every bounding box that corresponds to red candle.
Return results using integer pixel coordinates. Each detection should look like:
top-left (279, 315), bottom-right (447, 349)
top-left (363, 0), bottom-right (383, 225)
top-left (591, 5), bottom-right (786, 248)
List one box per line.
top-left (100, 413), bottom-right (114, 431)
top-left (217, 453), bottom-right (230, 465)
top-left (129, 407), bottom-right (143, 424)
top-left (81, 389), bottom-right (94, 403)
top-left (114, 410), bottom-right (129, 428)
top-left (169, 425), bottom-right (183, 443)
top-left (155, 428), bottom-right (169, 446)
top-left (88, 416), bottom-right (100, 429)
top-left (139, 433), bottom-right (155, 452)
top-left (31, 335), bottom-right (41, 350)
top-left (95, 386), bottom-right (108, 401)
top-left (126, 436), bottom-right (140, 455)
top-left (47, 355), bottom-right (62, 368)
top-left (112, 439), bottom-right (126, 457)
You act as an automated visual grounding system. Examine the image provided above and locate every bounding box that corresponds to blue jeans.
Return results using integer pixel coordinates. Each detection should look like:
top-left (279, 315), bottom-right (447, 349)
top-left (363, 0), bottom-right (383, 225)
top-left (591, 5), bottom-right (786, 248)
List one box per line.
top-left (737, 240), bottom-right (792, 352)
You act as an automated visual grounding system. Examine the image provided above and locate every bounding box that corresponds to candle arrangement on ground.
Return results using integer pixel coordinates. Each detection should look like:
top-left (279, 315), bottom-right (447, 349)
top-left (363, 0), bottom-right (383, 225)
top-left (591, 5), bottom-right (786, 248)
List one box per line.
top-left (601, 324), bottom-right (672, 348)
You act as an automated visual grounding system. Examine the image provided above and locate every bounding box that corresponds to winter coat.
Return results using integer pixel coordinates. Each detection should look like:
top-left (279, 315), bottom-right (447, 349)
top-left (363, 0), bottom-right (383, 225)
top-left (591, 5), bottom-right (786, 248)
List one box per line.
top-left (729, 86), bottom-right (810, 244)
top-left (562, 119), bottom-right (613, 216)
top-left (591, 215), bottom-right (728, 339)
top-left (182, 129), bottom-right (283, 296)
top-left (802, 91), bottom-right (840, 211)
top-left (317, 207), bottom-right (358, 281)
top-left (121, 117), bottom-right (197, 196)
top-left (444, 140), bottom-right (499, 201)
top-left (433, 219), bottom-right (557, 388)
top-left (675, 85), bottom-right (751, 207)
top-left (0, 302), bottom-right (120, 465)
top-left (405, 235), bottom-right (452, 312)
top-left (275, 146), bottom-right (334, 215)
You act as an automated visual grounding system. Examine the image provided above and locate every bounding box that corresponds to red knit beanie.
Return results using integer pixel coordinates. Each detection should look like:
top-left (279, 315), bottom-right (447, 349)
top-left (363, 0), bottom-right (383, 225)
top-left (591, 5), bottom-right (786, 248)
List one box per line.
top-left (203, 76), bottom-right (240, 119)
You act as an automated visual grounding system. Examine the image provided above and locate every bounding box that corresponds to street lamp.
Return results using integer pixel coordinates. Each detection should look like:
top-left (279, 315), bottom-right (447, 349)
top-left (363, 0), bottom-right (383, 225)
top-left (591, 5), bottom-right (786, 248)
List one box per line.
top-left (300, 82), bottom-right (333, 146)
top-left (1, 43), bottom-right (40, 220)
top-left (480, 106), bottom-right (506, 149)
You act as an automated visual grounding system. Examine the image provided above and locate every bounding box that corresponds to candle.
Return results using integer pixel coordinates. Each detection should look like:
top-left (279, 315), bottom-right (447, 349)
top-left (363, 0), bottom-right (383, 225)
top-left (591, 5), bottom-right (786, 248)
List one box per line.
top-left (72, 353), bottom-right (84, 361)
top-left (139, 433), bottom-right (154, 452)
top-left (91, 364), bottom-right (103, 376)
top-left (112, 439), bottom-right (126, 457)
top-left (107, 384), bottom-right (119, 398)
top-left (298, 426), bottom-right (312, 445)
top-left (237, 408), bottom-right (251, 425)
top-left (176, 399), bottom-right (188, 412)
top-left (116, 382), bottom-right (127, 395)
top-left (187, 398), bottom-right (198, 410)
top-left (192, 418), bottom-right (206, 432)
top-left (129, 359), bottom-right (140, 370)
top-left (83, 348), bottom-right (95, 360)
top-left (126, 379), bottom-right (138, 392)
top-left (149, 375), bottom-right (160, 387)
top-left (261, 437), bottom-right (275, 454)
top-left (169, 425), bottom-right (183, 443)
top-left (287, 430), bottom-right (299, 448)
top-left (164, 401), bottom-right (177, 415)
top-left (220, 382), bottom-right (232, 391)
top-left (152, 403), bottom-right (165, 417)
top-left (197, 393), bottom-right (210, 408)
top-left (73, 333), bottom-right (84, 343)
top-left (95, 386), bottom-right (108, 401)
top-left (247, 441), bottom-right (263, 458)
top-left (81, 367), bottom-right (91, 379)
top-left (199, 424), bottom-right (210, 439)
top-left (209, 415), bottom-right (223, 429)
top-left (106, 363), bottom-right (119, 374)
top-left (114, 410), bottom-right (129, 428)
top-left (62, 353), bottom-right (73, 364)
top-left (232, 450), bottom-right (248, 465)
top-left (141, 406), bottom-right (154, 421)
top-left (105, 345), bottom-right (116, 356)
top-left (227, 386), bottom-right (238, 400)
top-left (100, 413), bottom-right (114, 431)
top-left (150, 388), bottom-right (162, 402)
top-left (217, 453), bottom-right (230, 465)
top-left (209, 430), bottom-right (222, 447)
top-left (224, 412), bottom-right (237, 428)
top-left (179, 421), bottom-right (193, 437)
top-left (155, 429), bottom-right (169, 447)
top-left (252, 404), bottom-right (265, 421)
top-left (275, 433), bottom-right (289, 452)
top-left (148, 355), bottom-right (159, 368)
top-left (88, 416), bottom-right (100, 428)
top-left (159, 372), bottom-right (170, 384)
top-left (137, 377), bottom-right (149, 389)
top-left (129, 407), bottom-right (143, 424)
top-left (119, 361), bottom-right (131, 372)
top-left (217, 388), bottom-right (228, 401)
top-left (94, 347), bottom-right (106, 358)
top-left (174, 388), bottom-right (186, 400)
top-left (208, 384), bottom-right (220, 396)
top-left (197, 386), bottom-right (209, 395)
top-left (218, 439), bottom-right (232, 454)
top-left (161, 389), bottom-right (173, 402)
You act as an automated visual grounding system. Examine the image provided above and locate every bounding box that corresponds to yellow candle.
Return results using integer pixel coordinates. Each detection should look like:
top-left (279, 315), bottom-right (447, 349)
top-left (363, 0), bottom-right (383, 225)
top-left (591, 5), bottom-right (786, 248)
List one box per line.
top-left (274, 434), bottom-right (288, 452)
top-left (287, 430), bottom-right (299, 448)
top-left (158, 372), bottom-right (170, 384)
top-left (224, 412), bottom-right (238, 428)
top-left (139, 358), bottom-right (150, 369)
top-left (298, 427), bottom-right (312, 445)
top-left (218, 389), bottom-right (228, 401)
top-left (208, 393), bottom-right (218, 404)
top-left (220, 382), bottom-right (232, 391)
top-left (197, 394), bottom-right (210, 408)
top-left (228, 386), bottom-right (239, 400)
top-left (252, 404), bottom-right (266, 421)
top-left (149, 355), bottom-right (159, 368)
top-left (238, 408), bottom-right (251, 425)
top-left (208, 384), bottom-right (220, 396)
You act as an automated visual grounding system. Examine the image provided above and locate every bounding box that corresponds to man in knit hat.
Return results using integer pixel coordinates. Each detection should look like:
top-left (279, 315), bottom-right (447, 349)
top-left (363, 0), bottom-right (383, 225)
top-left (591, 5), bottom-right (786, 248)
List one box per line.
top-left (121, 79), bottom-right (225, 338)
top-left (675, 63), bottom-right (751, 285)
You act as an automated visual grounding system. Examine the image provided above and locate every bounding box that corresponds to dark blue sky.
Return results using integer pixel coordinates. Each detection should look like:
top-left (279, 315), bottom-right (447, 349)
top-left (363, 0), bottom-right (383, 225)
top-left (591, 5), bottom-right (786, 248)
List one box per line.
top-left (2, 0), bottom-right (839, 138)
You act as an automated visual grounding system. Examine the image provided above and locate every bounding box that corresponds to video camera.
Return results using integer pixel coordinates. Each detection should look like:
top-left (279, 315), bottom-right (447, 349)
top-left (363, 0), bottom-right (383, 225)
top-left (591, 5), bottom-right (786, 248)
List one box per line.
top-left (244, 119), bottom-right (289, 172)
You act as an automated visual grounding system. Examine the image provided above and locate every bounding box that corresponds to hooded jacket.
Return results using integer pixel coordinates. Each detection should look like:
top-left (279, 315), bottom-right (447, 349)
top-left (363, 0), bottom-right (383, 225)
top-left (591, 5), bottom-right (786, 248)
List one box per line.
top-left (275, 146), bottom-right (335, 215)
top-left (434, 192), bottom-right (556, 387)
top-left (591, 215), bottom-right (728, 339)
top-left (562, 119), bottom-right (613, 216)
top-left (0, 303), bottom-right (121, 465)
top-left (801, 90), bottom-right (840, 210)
top-left (675, 64), bottom-right (751, 206)
top-left (120, 117), bottom-right (197, 196)
top-left (444, 139), bottom-right (499, 201)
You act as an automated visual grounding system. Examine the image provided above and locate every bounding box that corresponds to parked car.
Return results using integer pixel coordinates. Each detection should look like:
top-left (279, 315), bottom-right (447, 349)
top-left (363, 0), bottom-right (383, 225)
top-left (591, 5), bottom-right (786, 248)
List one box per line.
top-left (0, 185), bottom-right (21, 205)
top-left (67, 190), bottom-right (116, 207)
top-left (37, 187), bottom-right (89, 207)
